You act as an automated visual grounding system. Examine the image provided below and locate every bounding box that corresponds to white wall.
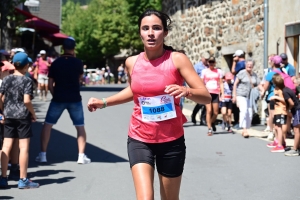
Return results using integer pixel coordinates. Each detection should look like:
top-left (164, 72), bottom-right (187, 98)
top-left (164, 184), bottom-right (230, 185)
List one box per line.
top-left (268, 0), bottom-right (300, 55)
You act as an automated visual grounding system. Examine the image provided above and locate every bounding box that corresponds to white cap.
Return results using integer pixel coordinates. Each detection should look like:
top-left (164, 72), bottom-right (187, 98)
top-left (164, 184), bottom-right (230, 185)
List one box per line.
top-left (233, 50), bottom-right (244, 57)
top-left (40, 50), bottom-right (46, 54)
top-left (15, 48), bottom-right (25, 53)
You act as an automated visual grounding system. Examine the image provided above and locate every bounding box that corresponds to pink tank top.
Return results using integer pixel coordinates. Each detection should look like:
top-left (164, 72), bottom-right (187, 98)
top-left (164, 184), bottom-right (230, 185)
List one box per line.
top-left (38, 57), bottom-right (50, 75)
top-left (129, 50), bottom-right (187, 143)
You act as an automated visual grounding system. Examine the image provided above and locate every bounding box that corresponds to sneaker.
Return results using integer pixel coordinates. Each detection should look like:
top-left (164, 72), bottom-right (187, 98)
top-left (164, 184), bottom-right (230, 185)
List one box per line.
top-left (263, 127), bottom-right (271, 132)
top-left (221, 121), bottom-right (226, 130)
top-left (285, 149), bottom-right (300, 156)
top-left (35, 153), bottom-right (47, 163)
top-left (212, 123), bottom-right (216, 132)
top-left (207, 128), bottom-right (213, 136)
top-left (271, 146), bottom-right (285, 153)
top-left (267, 141), bottom-right (278, 148)
top-left (267, 132), bottom-right (275, 141)
top-left (0, 177), bottom-right (8, 188)
top-left (77, 154), bottom-right (91, 164)
top-left (18, 178), bottom-right (39, 189)
top-left (233, 124), bottom-right (241, 130)
top-left (227, 125), bottom-right (233, 133)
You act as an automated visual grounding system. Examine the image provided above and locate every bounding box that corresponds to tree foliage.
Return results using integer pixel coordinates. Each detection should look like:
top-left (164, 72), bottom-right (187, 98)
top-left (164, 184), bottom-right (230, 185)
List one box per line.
top-left (62, 0), bottom-right (162, 63)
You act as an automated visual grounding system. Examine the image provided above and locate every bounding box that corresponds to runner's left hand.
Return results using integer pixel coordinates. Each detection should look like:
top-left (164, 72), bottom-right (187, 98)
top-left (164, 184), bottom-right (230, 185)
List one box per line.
top-left (165, 84), bottom-right (187, 98)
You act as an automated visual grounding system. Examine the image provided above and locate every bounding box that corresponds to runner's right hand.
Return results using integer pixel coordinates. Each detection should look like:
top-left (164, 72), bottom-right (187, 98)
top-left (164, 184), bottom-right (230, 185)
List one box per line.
top-left (87, 97), bottom-right (101, 112)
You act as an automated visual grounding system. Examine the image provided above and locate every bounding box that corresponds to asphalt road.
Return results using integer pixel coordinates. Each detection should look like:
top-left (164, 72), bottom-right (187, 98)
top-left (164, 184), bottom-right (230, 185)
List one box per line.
top-left (1, 86), bottom-right (299, 200)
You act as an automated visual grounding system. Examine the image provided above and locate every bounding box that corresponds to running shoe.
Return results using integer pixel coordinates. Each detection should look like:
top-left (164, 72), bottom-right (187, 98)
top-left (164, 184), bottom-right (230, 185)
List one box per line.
top-left (77, 154), bottom-right (91, 164)
top-left (284, 149), bottom-right (299, 156)
top-left (207, 128), bottom-right (213, 136)
top-left (271, 146), bottom-right (285, 153)
top-left (263, 126), bottom-right (271, 132)
top-left (212, 123), bottom-right (216, 132)
top-left (267, 141), bottom-right (278, 148)
top-left (0, 177), bottom-right (8, 188)
top-left (267, 132), bottom-right (275, 141)
top-left (227, 125), bottom-right (233, 133)
top-left (35, 153), bottom-right (47, 163)
top-left (221, 121), bottom-right (226, 130)
top-left (18, 178), bottom-right (39, 189)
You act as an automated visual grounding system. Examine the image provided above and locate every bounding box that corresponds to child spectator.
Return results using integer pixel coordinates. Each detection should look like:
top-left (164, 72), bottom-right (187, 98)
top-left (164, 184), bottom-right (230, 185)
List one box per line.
top-left (221, 72), bottom-right (234, 132)
top-left (0, 52), bottom-right (39, 189)
top-left (268, 74), bottom-right (287, 152)
top-left (284, 79), bottom-right (300, 156)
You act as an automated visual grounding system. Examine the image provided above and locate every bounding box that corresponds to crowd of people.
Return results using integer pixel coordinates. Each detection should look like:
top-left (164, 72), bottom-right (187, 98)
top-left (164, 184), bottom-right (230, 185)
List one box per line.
top-left (192, 49), bottom-right (300, 156)
top-left (0, 37), bottom-right (90, 189)
top-left (0, 8), bottom-right (299, 200)
top-left (82, 64), bottom-right (127, 86)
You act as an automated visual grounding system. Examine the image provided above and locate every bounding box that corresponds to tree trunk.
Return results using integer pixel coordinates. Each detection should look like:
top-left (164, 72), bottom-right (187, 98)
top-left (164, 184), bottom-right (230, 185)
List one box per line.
top-left (0, 0), bottom-right (12, 50)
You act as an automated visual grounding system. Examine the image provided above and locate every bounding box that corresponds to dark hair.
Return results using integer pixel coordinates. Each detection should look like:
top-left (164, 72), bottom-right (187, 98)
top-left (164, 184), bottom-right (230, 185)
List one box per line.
top-left (272, 73), bottom-right (285, 89)
top-left (14, 62), bottom-right (28, 70)
top-left (138, 9), bottom-right (184, 53)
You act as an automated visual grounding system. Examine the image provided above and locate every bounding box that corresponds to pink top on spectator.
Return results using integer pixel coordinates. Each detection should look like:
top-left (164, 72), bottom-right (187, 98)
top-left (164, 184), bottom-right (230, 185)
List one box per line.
top-left (38, 57), bottom-right (51, 75)
top-left (201, 68), bottom-right (222, 94)
top-left (2, 61), bottom-right (15, 71)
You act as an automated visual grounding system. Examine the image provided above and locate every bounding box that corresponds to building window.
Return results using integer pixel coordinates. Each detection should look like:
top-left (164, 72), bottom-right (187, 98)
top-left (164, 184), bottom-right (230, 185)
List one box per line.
top-left (28, 6), bottom-right (40, 12)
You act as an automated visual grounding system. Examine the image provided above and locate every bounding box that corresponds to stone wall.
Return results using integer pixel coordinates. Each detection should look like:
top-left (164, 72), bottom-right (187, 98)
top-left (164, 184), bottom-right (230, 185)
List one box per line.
top-left (162, 0), bottom-right (265, 76)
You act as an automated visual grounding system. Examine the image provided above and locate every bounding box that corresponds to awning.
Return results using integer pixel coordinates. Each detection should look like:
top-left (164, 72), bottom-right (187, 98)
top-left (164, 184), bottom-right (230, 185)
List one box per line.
top-left (24, 17), bottom-right (59, 33)
top-left (14, 8), bottom-right (68, 45)
top-left (42, 32), bottom-right (69, 46)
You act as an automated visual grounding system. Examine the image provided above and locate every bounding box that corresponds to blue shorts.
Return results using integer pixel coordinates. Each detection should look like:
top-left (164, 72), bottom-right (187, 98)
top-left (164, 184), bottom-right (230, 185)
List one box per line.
top-left (45, 101), bottom-right (84, 126)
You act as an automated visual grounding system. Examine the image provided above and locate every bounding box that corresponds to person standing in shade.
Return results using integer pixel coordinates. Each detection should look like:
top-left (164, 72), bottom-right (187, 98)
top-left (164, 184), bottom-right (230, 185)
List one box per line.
top-left (35, 37), bottom-right (91, 164)
top-left (191, 52), bottom-right (210, 125)
top-left (0, 52), bottom-right (39, 189)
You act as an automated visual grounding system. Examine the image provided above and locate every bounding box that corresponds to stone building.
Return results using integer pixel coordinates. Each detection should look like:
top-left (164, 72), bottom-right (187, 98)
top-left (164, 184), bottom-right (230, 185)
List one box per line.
top-left (162, 0), bottom-right (300, 77)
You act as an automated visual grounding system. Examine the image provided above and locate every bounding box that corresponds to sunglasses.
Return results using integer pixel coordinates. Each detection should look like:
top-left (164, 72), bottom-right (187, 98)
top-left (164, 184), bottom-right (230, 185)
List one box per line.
top-left (208, 61), bottom-right (215, 63)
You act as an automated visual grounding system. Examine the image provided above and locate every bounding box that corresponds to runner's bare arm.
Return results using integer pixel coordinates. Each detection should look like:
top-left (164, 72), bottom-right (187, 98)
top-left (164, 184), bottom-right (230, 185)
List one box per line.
top-left (168, 52), bottom-right (211, 104)
top-left (87, 56), bottom-right (138, 111)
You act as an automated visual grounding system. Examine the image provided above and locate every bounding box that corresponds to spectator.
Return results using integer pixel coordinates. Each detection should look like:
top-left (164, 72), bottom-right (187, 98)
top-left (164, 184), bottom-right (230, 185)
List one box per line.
top-left (0, 52), bottom-right (39, 189)
top-left (232, 59), bottom-right (261, 138)
top-left (231, 50), bottom-right (245, 129)
top-left (35, 50), bottom-right (51, 101)
top-left (35, 37), bottom-right (91, 164)
top-left (191, 52), bottom-right (210, 125)
top-left (280, 53), bottom-right (296, 80)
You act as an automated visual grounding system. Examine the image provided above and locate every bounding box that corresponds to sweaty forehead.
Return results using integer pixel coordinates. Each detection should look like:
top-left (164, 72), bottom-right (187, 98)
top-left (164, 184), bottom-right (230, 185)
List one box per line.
top-left (141, 15), bottom-right (163, 26)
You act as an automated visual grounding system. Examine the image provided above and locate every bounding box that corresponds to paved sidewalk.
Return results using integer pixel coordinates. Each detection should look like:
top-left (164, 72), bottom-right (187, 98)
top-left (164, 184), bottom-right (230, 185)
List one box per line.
top-left (182, 103), bottom-right (294, 147)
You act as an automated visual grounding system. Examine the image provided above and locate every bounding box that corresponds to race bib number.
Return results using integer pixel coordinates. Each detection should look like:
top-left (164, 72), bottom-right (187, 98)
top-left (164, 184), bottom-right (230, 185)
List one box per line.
top-left (138, 95), bottom-right (177, 122)
top-left (206, 80), bottom-right (218, 90)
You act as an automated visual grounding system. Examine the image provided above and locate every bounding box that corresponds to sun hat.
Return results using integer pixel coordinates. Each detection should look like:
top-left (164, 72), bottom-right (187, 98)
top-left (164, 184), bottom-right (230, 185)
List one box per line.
top-left (225, 72), bottom-right (234, 80)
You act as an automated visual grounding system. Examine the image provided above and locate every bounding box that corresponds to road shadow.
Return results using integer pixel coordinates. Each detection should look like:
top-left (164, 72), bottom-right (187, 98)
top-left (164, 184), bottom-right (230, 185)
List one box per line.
top-left (0, 197), bottom-right (14, 199)
top-left (29, 122), bottom-right (128, 168)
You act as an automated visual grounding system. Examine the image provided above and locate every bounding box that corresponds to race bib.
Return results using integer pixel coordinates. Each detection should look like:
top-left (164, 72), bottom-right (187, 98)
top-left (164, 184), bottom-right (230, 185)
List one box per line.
top-left (206, 80), bottom-right (218, 90)
top-left (138, 95), bottom-right (177, 122)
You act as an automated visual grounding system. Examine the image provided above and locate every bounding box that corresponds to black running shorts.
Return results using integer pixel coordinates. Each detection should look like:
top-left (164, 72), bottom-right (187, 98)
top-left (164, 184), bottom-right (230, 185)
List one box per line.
top-left (127, 136), bottom-right (186, 178)
top-left (273, 114), bottom-right (287, 125)
top-left (210, 93), bottom-right (219, 103)
top-left (4, 118), bottom-right (32, 139)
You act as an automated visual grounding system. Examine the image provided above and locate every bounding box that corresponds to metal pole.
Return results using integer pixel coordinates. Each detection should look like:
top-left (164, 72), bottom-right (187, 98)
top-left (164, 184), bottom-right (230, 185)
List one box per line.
top-left (261, 0), bottom-right (268, 126)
